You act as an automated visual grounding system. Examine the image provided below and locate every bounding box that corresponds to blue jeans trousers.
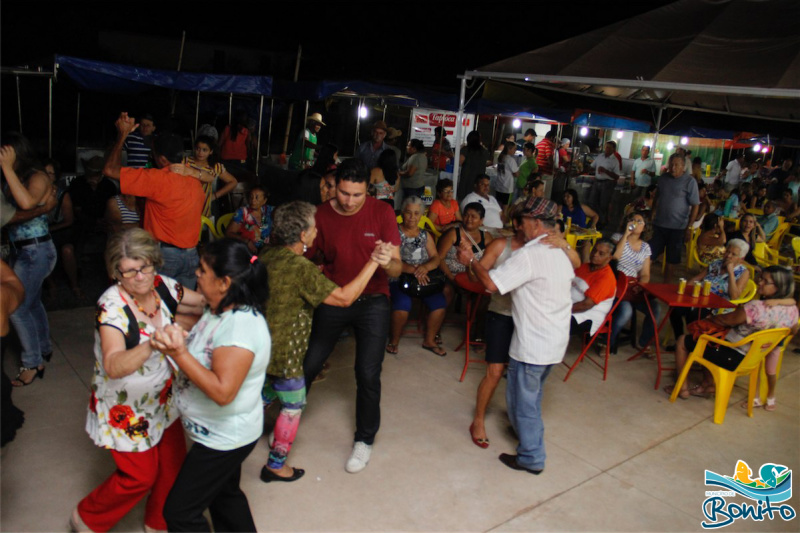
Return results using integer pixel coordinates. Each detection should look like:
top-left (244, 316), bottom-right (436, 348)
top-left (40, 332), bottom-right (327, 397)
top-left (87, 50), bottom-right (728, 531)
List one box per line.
top-left (9, 240), bottom-right (57, 368)
top-left (506, 359), bottom-right (553, 470)
top-left (160, 246), bottom-right (199, 290)
top-left (303, 295), bottom-right (390, 445)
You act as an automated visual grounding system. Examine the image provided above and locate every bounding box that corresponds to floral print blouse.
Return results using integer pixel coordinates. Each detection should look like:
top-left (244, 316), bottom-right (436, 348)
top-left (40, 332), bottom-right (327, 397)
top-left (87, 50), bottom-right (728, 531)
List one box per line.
top-left (85, 276), bottom-right (182, 452)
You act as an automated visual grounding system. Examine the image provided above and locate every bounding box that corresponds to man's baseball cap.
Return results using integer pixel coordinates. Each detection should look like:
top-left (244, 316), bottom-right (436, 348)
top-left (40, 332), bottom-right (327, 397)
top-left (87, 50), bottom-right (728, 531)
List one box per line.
top-left (521, 196), bottom-right (559, 220)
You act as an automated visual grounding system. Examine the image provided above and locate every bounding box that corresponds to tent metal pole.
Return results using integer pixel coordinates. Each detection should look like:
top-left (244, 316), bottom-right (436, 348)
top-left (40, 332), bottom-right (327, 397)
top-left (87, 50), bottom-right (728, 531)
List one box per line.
top-left (652, 106), bottom-right (663, 156)
top-left (406, 107), bottom-right (413, 150)
top-left (48, 77), bottom-right (53, 157)
top-left (16, 76), bottom-right (22, 133)
top-left (256, 95), bottom-right (265, 175)
top-left (354, 97), bottom-right (363, 157)
top-left (194, 91), bottom-right (200, 139)
top-left (491, 115), bottom-right (498, 156)
top-left (267, 99), bottom-right (274, 157)
top-left (228, 93), bottom-right (233, 125)
top-left (453, 77), bottom-right (467, 198)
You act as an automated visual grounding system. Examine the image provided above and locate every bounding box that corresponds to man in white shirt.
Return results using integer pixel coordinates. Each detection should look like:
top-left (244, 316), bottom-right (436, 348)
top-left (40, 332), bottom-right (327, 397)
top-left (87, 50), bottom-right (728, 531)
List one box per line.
top-left (461, 174), bottom-right (504, 229)
top-left (724, 153), bottom-right (745, 192)
top-left (588, 141), bottom-right (621, 228)
top-left (630, 145), bottom-right (656, 198)
top-left (456, 196), bottom-right (573, 474)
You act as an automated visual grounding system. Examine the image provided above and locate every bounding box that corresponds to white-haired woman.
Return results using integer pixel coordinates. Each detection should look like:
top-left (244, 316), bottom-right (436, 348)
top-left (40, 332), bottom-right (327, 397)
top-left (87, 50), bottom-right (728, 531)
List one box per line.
top-left (668, 238), bottom-right (751, 352)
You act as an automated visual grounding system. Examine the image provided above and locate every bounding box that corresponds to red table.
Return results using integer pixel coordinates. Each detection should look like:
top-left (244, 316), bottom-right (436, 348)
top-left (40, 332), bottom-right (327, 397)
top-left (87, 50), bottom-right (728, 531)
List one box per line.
top-left (628, 283), bottom-right (736, 390)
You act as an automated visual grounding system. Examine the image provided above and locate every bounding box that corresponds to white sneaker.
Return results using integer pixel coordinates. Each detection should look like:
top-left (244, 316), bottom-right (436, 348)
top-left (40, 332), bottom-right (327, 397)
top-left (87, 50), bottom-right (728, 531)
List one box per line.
top-left (345, 441), bottom-right (372, 473)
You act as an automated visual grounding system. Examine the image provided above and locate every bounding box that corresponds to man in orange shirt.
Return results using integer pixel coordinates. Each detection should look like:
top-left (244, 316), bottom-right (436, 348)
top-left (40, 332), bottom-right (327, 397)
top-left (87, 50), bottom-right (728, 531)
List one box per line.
top-left (104, 112), bottom-right (207, 289)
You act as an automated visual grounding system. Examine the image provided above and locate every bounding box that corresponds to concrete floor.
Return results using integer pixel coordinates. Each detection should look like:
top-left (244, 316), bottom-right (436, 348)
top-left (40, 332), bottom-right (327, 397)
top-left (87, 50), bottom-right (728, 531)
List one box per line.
top-left (1, 304), bottom-right (798, 532)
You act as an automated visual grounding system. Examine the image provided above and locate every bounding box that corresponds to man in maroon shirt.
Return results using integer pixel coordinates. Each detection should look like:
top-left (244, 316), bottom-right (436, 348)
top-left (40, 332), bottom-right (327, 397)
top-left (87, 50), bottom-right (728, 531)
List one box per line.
top-left (303, 158), bottom-right (401, 474)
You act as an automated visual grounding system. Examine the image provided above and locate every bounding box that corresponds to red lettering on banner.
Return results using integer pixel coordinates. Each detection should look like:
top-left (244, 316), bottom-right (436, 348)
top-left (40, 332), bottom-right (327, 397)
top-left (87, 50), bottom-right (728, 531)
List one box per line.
top-left (415, 114), bottom-right (429, 124)
top-left (429, 113), bottom-right (457, 128)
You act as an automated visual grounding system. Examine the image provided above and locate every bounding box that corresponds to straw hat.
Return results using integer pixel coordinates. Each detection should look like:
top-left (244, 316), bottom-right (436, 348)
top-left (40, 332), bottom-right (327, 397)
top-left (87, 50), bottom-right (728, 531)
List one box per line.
top-left (307, 113), bottom-right (326, 126)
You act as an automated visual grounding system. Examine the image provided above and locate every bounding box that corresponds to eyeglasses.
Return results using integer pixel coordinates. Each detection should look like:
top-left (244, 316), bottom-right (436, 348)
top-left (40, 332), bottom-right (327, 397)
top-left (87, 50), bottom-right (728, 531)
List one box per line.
top-left (117, 264), bottom-right (155, 278)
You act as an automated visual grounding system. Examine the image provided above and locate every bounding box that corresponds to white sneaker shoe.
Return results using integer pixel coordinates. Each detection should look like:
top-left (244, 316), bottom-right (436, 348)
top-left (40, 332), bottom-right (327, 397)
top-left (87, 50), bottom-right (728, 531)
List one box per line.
top-left (345, 441), bottom-right (372, 473)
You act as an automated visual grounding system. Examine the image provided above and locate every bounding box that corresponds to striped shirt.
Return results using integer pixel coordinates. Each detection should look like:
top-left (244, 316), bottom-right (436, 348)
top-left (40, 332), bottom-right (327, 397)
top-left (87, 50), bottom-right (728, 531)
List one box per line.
top-left (114, 195), bottom-right (140, 225)
top-left (615, 239), bottom-right (651, 278)
top-left (123, 132), bottom-right (151, 168)
top-left (490, 235), bottom-right (574, 365)
top-left (535, 138), bottom-right (555, 175)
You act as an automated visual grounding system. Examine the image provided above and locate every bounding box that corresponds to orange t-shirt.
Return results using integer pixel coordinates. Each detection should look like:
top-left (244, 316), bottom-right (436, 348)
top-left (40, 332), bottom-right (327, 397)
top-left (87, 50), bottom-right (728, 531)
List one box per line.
top-left (574, 263), bottom-right (616, 304)
top-left (121, 167), bottom-right (205, 248)
top-left (429, 199), bottom-right (459, 225)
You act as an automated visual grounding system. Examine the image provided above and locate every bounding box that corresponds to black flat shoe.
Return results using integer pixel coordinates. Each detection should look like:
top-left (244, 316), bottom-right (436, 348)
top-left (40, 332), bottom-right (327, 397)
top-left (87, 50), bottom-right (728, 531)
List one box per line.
top-left (498, 453), bottom-right (543, 475)
top-left (11, 366), bottom-right (44, 387)
top-left (43, 351), bottom-right (53, 362)
top-left (260, 465), bottom-right (305, 483)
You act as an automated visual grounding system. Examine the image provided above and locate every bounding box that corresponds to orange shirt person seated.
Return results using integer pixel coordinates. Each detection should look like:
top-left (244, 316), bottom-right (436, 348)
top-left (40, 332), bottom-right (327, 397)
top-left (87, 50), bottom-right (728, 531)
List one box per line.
top-left (427, 179), bottom-right (462, 233)
top-left (570, 240), bottom-right (617, 336)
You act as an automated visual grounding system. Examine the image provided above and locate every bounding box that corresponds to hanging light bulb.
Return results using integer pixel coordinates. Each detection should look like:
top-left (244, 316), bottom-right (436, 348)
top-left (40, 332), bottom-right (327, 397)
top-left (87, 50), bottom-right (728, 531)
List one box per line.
top-left (359, 106), bottom-right (368, 119)
top-left (753, 143), bottom-right (762, 152)
top-left (580, 127), bottom-right (589, 137)
top-left (616, 131), bottom-right (624, 139)
top-left (680, 137), bottom-right (689, 145)
top-left (512, 119), bottom-right (521, 129)
top-left (644, 139), bottom-right (653, 147)
top-left (667, 142), bottom-right (675, 150)
top-left (762, 147), bottom-right (769, 153)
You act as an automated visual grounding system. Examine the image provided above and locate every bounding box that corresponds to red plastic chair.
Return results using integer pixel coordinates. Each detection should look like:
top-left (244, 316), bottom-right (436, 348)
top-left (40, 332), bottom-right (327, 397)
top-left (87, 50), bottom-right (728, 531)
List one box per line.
top-left (563, 271), bottom-right (629, 382)
top-left (454, 272), bottom-right (489, 382)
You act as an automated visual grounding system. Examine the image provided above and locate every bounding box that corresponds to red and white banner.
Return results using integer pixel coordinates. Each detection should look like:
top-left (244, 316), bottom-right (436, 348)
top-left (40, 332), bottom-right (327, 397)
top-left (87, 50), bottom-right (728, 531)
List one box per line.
top-left (410, 108), bottom-right (475, 148)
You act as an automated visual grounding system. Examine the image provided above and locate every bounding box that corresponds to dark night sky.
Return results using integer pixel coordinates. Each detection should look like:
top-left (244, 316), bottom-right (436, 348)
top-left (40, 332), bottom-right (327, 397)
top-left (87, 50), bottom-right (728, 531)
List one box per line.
top-left (2, 2), bottom-right (674, 87)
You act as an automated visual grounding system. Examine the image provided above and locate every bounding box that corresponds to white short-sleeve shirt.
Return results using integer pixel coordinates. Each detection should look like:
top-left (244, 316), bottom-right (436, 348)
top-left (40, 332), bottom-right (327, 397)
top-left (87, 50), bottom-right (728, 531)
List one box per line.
top-left (490, 235), bottom-right (574, 365)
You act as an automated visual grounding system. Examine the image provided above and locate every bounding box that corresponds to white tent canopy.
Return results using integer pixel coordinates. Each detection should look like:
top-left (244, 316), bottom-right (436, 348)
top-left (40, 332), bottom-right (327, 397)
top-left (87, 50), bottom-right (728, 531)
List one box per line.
top-left (452, 0), bottom-right (800, 194)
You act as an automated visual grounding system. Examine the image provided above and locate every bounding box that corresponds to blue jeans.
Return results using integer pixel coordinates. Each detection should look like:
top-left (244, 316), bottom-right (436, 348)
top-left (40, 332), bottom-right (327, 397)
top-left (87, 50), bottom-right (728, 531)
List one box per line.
top-left (610, 300), bottom-right (658, 348)
top-left (9, 240), bottom-right (57, 367)
top-left (303, 295), bottom-right (390, 444)
top-left (160, 246), bottom-right (199, 290)
top-left (506, 359), bottom-right (552, 470)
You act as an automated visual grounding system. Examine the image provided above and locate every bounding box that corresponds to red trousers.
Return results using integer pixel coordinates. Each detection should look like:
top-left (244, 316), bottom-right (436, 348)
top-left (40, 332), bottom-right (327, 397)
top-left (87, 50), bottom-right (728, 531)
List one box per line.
top-left (77, 420), bottom-right (186, 532)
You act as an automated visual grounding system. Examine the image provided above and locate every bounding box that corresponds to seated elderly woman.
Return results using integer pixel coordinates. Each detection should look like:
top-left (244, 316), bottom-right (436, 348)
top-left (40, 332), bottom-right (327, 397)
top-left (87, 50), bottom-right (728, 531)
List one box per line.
top-left (427, 179), bottom-right (462, 233)
top-left (669, 238), bottom-right (751, 340)
top-left (665, 266), bottom-right (798, 401)
top-left (71, 228), bottom-right (205, 533)
top-left (387, 197), bottom-right (447, 356)
top-left (570, 239), bottom-right (617, 337)
top-left (438, 202), bottom-right (494, 303)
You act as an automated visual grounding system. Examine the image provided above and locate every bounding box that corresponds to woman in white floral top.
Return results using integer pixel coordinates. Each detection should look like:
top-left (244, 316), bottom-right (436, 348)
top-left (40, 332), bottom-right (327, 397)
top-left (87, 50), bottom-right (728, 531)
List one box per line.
top-left (71, 228), bottom-right (204, 533)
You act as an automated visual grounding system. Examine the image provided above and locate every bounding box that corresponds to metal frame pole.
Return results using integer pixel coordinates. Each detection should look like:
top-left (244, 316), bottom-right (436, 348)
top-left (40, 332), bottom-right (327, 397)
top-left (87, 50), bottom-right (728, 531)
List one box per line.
top-left (452, 77), bottom-right (467, 197)
top-left (228, 93), bottom-right (233, 125)
top-left (194, 91), bottom-right (200, 138)
top-left (354, 98), bottom-right (363, 156)
top-left (267, 99), bottom-right (274, 157)
top-left (76, 92), bottom-right (81, 153)
top-left (48, 77), bottom-right (53, 157)
top-left (256, 95), bottom-right (265, 174)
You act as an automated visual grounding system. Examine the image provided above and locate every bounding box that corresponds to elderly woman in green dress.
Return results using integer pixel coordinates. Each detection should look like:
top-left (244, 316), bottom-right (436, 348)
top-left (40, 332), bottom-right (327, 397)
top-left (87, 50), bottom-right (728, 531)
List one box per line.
top-left (256, 201), bottom-right (392, 482)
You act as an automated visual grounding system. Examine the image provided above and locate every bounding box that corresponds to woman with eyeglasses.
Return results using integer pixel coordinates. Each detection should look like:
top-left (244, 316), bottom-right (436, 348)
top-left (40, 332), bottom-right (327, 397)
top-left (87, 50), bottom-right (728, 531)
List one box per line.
top-left (71, 228), bottom-right (205, 533)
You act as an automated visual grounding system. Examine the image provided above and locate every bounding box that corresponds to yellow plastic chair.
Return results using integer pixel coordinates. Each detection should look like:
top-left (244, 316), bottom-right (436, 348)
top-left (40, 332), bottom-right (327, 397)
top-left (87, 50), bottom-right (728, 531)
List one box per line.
top-left (792, 236), bottom-right (800, 263)
top-left (747, 208), bottom-right (764, 216)
top-left (729, 278), bottom-right (757, 306)
top-left (396, 214), bottom-right (442, 240)
top-left (216, 212), bottom-right (235, 237)
top-left (200, 216), bottom-right (220, 241)
top-left (767, 222), bottom-right (790, 249)
top-left (686, 221), bottom-right (704, 270)
top-left (669, 328), bottom-right (791, 424)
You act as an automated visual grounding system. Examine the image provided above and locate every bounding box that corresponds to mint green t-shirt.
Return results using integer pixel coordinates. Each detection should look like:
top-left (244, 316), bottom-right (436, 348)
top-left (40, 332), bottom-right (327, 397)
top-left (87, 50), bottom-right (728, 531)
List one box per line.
top-left (174, 306), bottom-right (270, 450)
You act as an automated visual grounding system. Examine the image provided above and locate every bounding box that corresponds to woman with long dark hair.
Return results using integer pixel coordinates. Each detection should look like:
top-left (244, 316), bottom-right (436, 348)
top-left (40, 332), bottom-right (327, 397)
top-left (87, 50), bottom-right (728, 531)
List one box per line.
top-left (218, 112), bottom-right (250, 175)
top-left (153, 239), bottom-right (270, 532)
top-left (184, 135), bottom-right (238, 218)
top-left (0, 133), bottom-right (57, 386)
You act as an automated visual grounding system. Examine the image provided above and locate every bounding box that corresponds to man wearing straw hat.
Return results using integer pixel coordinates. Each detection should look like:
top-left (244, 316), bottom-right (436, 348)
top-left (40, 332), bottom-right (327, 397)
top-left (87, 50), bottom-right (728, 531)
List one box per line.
top-left (288, 113), bottom-right (325, 170)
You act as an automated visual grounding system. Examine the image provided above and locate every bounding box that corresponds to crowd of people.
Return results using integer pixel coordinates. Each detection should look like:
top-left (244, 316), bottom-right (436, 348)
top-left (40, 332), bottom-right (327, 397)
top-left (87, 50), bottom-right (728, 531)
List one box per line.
top-left (1, 110), bottom-right (798, 532)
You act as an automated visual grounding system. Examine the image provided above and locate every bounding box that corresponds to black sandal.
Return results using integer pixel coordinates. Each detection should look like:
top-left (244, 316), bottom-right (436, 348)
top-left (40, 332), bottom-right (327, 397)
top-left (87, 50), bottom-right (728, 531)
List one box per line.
top-left (11, 366), bottom-right (44, 387)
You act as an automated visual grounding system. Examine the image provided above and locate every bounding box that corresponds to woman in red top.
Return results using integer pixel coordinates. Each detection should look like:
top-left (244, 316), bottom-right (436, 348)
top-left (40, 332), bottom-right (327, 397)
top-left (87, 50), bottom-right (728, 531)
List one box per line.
top-left (218, 112), bottom-right (250, 173)
top-left (427, 179), bottom-right (461, 233)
